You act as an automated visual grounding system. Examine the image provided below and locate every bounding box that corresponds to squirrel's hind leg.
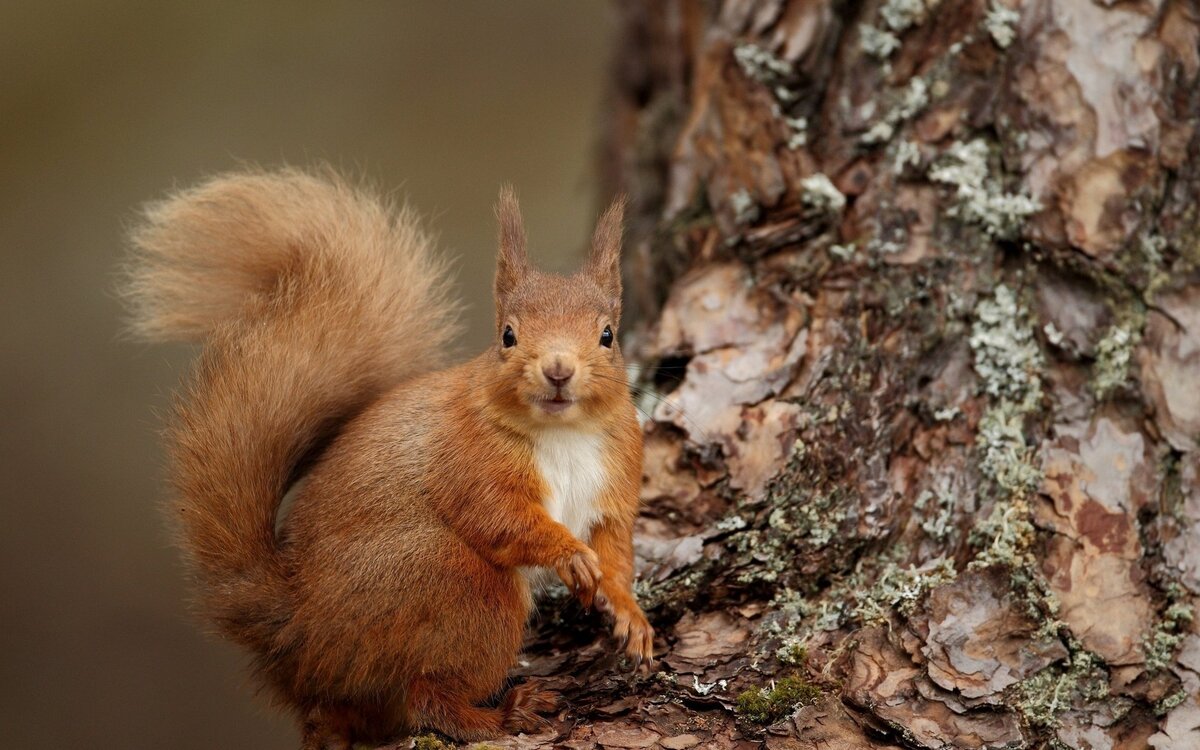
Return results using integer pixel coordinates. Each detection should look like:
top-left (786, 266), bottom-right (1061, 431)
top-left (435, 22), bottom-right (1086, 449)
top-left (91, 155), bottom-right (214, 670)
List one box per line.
top-left (299, 708), bottom-right (352, 750)
top-left (498, 681), bottom-right (560, 734)
top-left (404, 677), bottom-right (506, 741)
top-left (403, 677), bottom-right (557, 741)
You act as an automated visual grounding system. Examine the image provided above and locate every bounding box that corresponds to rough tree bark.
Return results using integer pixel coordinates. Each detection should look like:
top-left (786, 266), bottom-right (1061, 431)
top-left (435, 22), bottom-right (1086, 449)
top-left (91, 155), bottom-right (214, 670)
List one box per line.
top-left (440, 1), bottom-right (1200, 749)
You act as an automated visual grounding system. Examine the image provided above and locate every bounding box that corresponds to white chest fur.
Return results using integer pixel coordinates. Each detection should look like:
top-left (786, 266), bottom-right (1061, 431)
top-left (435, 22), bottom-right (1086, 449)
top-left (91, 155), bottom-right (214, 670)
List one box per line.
top-left (533, 427), bottom-right (606, 542)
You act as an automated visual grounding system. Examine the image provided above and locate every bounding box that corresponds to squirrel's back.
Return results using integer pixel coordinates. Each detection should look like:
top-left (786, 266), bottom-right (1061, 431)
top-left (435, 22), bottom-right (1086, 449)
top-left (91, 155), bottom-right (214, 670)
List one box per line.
top-left (124, 168), bottom-right (460, 652)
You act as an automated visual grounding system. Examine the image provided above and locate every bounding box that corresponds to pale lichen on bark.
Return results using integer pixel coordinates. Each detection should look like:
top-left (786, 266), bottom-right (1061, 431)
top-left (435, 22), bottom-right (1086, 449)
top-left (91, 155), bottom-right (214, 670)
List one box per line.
top-left (483, 1), bottom-right (1200, 748)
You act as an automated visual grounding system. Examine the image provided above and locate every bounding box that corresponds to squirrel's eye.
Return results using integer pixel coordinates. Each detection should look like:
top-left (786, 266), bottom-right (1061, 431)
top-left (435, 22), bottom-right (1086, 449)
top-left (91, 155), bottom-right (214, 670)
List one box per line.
top-left (502, 325), bottom-right (517, 348)
top-left (599, 325), bottom-right (614, 348)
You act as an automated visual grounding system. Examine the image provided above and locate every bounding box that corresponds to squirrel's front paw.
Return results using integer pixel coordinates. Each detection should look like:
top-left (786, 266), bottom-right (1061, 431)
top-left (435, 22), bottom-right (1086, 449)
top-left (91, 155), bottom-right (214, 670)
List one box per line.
top-left (611, 603), bottom-right (655, 671)
top-left (554, 546), bottom-right (602, 608)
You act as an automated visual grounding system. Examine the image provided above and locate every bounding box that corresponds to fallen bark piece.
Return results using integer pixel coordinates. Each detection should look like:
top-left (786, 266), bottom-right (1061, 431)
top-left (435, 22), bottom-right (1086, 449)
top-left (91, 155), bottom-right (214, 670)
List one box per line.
top-left (765, 697), bottom-right (903, 750)
top-left (919, 568), bottom-right (1067, 700)
top-left (668, 610), bottom-right (753, 669)
top-left (845, 626), bottom-right (1025, 749)
top-left (593, 726), bottom-right (663, 749)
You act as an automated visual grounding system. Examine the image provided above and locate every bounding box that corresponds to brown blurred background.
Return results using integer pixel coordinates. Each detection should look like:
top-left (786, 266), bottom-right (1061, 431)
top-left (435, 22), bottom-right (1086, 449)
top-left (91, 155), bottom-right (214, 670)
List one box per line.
top-left (0, 2), bottom-right (612, 747)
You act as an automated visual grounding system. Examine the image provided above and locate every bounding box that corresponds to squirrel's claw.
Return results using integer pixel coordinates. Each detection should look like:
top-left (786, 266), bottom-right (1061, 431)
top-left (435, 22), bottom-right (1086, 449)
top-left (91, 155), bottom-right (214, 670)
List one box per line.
top-left (555, 546), bottom-right (601, 608)
top-left (610, 602), bottom-right (655, 672)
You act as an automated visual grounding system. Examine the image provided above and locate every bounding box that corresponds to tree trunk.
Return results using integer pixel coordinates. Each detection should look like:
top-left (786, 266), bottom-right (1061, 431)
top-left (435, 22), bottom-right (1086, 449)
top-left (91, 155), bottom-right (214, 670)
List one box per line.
top-left (491, 2), bottom-right (1200, 749)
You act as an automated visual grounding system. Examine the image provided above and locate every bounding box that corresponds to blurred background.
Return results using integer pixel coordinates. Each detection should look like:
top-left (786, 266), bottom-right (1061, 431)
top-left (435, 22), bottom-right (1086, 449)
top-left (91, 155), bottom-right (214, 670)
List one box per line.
top-left (0, 2), bottom-right (612, 747)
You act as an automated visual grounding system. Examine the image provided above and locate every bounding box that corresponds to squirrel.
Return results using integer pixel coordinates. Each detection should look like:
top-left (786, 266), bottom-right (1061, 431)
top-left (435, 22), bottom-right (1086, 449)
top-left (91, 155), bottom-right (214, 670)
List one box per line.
top-left (124, 169), bottom-right (654, 748)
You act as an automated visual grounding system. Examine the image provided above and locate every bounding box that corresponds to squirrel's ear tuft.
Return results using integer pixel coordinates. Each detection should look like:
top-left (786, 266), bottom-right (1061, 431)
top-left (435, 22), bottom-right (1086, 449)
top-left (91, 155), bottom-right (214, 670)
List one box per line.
top-left (494, 184), bottom-right (528, 301)
top-left (587, 195), bottom-right (625, 311)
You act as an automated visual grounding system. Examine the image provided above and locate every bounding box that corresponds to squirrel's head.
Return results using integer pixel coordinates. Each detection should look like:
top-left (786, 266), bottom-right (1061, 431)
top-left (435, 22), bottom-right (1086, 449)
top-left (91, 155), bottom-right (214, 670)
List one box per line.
top-left (487, 186), bottom-right (630, 428)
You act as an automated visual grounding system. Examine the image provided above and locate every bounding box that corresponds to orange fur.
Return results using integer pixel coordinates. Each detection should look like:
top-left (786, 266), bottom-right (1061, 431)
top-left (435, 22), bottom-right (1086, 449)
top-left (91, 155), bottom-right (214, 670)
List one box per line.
top-left (125, 169), bottom-right (650, 748)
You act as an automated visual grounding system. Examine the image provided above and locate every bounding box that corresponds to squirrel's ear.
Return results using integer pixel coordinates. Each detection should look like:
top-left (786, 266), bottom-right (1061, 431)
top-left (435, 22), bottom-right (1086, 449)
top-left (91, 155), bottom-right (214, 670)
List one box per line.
top-left (587, 195), bottom-right (625, 311)
top-left (494, 185), bottom-right (528, 302)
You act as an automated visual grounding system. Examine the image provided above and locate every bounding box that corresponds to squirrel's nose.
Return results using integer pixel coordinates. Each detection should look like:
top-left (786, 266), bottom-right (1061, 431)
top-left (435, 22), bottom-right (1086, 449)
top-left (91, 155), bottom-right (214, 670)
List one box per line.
top-left (542, 361), bottom-right (575, 388)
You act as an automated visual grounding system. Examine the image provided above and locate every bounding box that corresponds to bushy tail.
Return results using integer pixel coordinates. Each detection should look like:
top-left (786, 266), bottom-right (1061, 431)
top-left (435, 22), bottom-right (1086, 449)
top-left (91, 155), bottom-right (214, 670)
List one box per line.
top-left (125, 168), bottom-right (459, 650)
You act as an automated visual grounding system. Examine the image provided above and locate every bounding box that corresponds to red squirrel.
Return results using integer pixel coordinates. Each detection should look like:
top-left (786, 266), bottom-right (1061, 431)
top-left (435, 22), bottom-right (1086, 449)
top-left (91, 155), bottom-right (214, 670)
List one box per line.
top-left (125, 169), bottom-right (654, 748)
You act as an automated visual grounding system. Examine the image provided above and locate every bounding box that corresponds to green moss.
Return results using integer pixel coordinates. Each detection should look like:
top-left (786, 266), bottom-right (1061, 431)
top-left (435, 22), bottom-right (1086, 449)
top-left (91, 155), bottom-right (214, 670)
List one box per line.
top-left (413, 735), bottom-right (454, 750)
top-left (735, 676), bottom-right (822, 725)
